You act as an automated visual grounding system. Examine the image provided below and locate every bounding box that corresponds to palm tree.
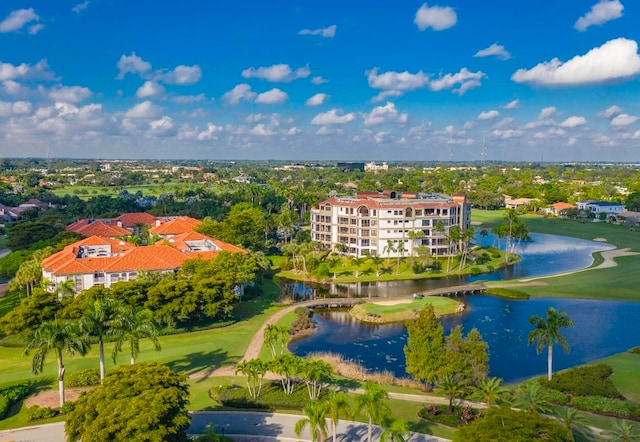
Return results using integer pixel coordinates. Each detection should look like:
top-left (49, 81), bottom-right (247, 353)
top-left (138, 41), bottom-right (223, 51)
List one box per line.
top-left (325, 389), bottom-right (350, 442)
top-left (326, 256), bottom-right (341, 279)
top-left (469, 376), bottom-right (508, 408)
top-left (295, 402), bottom-right (329, 442)
top-left (395, 242), bottom-right (406, 274)
top-left (354, 382), bottom-right (390, 442)
top-left (383, 240), bottom-right (396, 268)
top-left (380, 418), bottom-right (410, 442)
top-left (111, 306), bottom-right (161, 365)
top-left (528, 307), bottom-right (575, 381)
top-left (81, 296), bottom-right (121, 382)
top-left (270, 353), bottom-right (301, 394)
top-left (554, 406), bottom-right (590, 442)
top-left (513, 382), bottom-right (552, 415)
top-left (235, 358), bottom-right (267, 399)
top-left (300, 359), bottom-right (333, 400)
top-left (23, 320), bottom-right (90, 406)
top-left (263, 324), bottom-right (289, 358)
top-left (437, 374), bottom-right (466, 413)
top-left (56, 279), bottom-right (76, 299)
top-left (479, 228), bottom-right (488, 247)
top-left (351, 256), bottom-right (365, 279)
top-left (446, 226), bottom-right (461, 273)
top-left (369, 255), bottom-right (385, 278)
top-left (602, 419), bottom-right (640, 442)
top-left (458, 227), bottom-right (476, 271)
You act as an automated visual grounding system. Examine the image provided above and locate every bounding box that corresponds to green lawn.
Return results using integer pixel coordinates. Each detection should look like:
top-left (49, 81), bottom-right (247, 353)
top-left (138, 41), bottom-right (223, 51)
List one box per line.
top-left (350, 296), bottom-right (461, 323)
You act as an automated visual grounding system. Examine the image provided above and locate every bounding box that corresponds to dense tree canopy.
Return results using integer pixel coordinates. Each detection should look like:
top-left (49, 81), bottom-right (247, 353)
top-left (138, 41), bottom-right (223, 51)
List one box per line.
top-left (66, 362), bottom-right (191, 442)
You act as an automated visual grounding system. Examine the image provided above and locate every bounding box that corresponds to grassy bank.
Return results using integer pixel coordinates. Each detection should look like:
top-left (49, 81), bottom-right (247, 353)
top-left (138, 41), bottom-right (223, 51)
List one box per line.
top-left (349, 296), bottom-right (462, 323)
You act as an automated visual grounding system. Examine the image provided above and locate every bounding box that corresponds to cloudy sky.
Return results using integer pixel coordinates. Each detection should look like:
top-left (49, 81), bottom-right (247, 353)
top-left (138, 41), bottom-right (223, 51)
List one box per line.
top-left (1, 0), bottom-right (640, 162)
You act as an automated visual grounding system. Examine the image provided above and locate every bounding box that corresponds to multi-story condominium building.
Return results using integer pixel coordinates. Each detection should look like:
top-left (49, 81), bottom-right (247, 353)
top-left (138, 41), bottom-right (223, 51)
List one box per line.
top-left (310, 190), bottom-right (472, 258)
top-left (576, 200), bottom-right (625, 217)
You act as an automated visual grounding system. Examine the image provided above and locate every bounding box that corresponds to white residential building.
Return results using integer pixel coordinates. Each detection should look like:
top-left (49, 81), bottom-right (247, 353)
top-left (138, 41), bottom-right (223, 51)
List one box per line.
top-left (310, 190), bottom-right (472, 257)
top-left (577, 200), bottom-right (625, 216)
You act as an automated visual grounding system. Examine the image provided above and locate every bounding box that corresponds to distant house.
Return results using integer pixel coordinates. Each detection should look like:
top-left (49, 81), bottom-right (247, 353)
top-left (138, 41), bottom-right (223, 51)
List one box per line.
top-left (576, 200), bottom-right (625, 217)
top-left (504, 196), bottom-right (539, 210)
top-left (544, 202), bottom-right (576, 217)
top-left (617, 211), bottom-right (640, 227)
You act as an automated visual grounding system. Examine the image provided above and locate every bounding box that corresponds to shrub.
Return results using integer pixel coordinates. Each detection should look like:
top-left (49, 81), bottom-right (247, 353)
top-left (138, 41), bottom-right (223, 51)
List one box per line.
top-left (544, 388), bottom-right (570, 406)
top-left (0, 396), bottom-right (9, 420)
top-left (0, 384), bottom-right (31, 403)
top-left (26, 405), bottom-right (58, 421)
top-left (66, 368), bottom-right (100, 387)
top-left (541, 364), bottom-right (622, 399)
top-left (59, 401), bottom-right (75, 415)
top-left (289, 308), bottom-right (315, 334)
top-left (419, 404), bottom-right (481, 427)
top-left (470, 267), bottom-right (482, 275)
top-left (571, 396), bottom-right (640, 419)
top-left (629, 347), bottom-right (640, 354)
top-left (219, 383), bottom-right (316, 410)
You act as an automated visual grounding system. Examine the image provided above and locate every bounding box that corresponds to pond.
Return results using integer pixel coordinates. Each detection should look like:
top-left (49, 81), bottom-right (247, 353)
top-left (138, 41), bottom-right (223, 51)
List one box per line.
top-left (289, 296), bottom-right (640, 384)
top-left (287, 234), bottom-right (634, 382)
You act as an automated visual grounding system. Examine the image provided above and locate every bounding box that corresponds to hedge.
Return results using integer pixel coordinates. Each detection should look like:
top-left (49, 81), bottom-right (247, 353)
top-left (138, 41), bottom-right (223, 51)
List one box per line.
top-left (541, 364), bottom-right (622, 399)
top-left (218, 382), bottom-right (323, 410)
top-left (571, 396), bottom-right (640, 419)
top-left (66, 368), bottom-right (100, 387)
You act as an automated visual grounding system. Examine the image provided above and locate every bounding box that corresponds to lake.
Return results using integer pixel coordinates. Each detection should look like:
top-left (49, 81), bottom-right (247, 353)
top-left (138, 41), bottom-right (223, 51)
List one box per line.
top-left (288, 234), bottom-right (635, 382)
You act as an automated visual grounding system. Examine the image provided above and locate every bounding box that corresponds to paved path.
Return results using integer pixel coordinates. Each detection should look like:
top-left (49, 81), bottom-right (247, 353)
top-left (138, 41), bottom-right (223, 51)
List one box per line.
top-left (0, 412), bottom-right (450, 442)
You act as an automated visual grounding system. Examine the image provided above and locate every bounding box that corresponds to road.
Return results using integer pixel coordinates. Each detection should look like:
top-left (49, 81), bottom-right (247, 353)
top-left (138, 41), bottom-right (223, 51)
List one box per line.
top-left (0, 412), bottom-right (450, 442)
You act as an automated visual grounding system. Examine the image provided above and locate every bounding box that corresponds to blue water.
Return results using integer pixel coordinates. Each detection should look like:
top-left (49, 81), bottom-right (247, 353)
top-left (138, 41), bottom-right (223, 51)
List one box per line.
top-left (288, 234), bottom-right (637, 383)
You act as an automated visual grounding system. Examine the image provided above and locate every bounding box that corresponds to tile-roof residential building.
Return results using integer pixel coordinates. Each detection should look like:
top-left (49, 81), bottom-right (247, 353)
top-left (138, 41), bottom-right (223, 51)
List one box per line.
top-left (67, 220), bottom-right (131, 238)
top-left (113, 212), bottom-right (157, 228)
top-left (310, 190), bottom-right (471, 258)
top-left (544, 202), bottom-right (576, 216)
top-left (43, 224), bottom-right (245, 294)
top-left (149, 216), bottom-right (202, 237)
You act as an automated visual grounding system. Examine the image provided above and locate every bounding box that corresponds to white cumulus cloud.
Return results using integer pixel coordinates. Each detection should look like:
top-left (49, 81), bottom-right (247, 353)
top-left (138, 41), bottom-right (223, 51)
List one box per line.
top-left (478, 110), bottom-right (499, 120)
top-left (72, 1), bottom-right (90, 13)
top-left (0, 60), bottom-right (53, 81)
top-left (0, 8), bottom-right (41, 33)
top-left (162, 65), bottom-right (202, 85)
top-left (298, 25), bottom-right (336, 38)
top-left (611, 113), bottom-right (638, 126)
top-left (116, 52), bottom-right (152, 79)
top-left (574, 0), bottom-right (624, 32)
top-left (305, 93), bottom-right (329, 106)
top-left (474, 43), bottom-right (512, 60)
top-left (124, 100), bottom-right (162, 118)
top-left (366, 68), bottom-right (429, 96)
top-left (539, 106), bottom-right (557, 119)
top-left (311, 109), bottom-right (356, 125)
top-left (136, 81), bottom-right (165, 98)
top-left (414, 3), bottom-right (457, 31)
top-left (363, 102), bottom-right (401, 125)
top-left (311, 76), bottom-right (328, 85)
top-left (502, 99), bottom-right (520, 109)
top-left (512, 38), bottom-right (640, 87)
top-left (598, 105), bottom-right (622, 118)
top-left (249, 124), bottom-right (276, 136)
top-left (49, 86), bottom-right (92, 103)
top-left (242, 64), bottom-right (310, 82)
top-left (222, 84), bottom-right (257, 104)
top-left (559, 116), bottom-right (587, 128)
top-left (429, 68), bottom-right (485, 95)
top-left (254, 88), bottom-right (288, 104)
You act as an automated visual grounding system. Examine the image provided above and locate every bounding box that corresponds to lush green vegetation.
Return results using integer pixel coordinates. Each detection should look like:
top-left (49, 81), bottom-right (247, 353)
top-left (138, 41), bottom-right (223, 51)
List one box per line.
top-left (485, 288), bottom-right (530, 299)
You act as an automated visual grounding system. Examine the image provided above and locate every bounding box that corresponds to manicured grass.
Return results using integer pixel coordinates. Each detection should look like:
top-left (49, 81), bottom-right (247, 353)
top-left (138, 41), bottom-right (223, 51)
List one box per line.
top-left (349, 296), bottom-right (461, 323)
top-left (598, 352), bottom-right (640, 402)
top-left (0, 290), bottom-right (20, 319)
top-left (50, 183), bottom-right (186, 199)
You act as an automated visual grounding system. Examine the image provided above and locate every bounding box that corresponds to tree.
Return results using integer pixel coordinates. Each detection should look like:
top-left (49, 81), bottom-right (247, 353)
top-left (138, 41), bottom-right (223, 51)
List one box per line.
top-left (395, 241), bottom-right (406, 274)
top-left (196, 202), bottom-right (267, 250)
top-left (453, 406), bottom-right (569, 442)
top-left (325, 389), bottom-right (351, 442)
top-left (270, 353), bottom-right (301, 395)
top-left (479, 228), bottom-right (488, 247)
top-left (300, 358), bottom-right (333, 400)
top-left (111, 306), bottom-right (161, 365)
top-left (263, 324), bottom-right (290, 358)
top-left (446, 225), bottom-right (461, 273)
top-left (437, 374), bottom-right (466, 413)
top-left (23, 320), bottom-right (89, 406)
top-left (0, 291), bottom-right (61, 338)
top-left (602, 419), bottom-right (640, 442)
top-left (513, 382), bottom-right (553, 415)
top-left (528, 307), bottom-right (574, 381)
top-left (554, 406), bottom-right (590, 442)
top-left (380, 418), bottom-right (410, 442)
top-left (235, 358), bottom-right (267, 399)
top-left (442, 326), bottom-right (489, 385)
top-left (404, 304), bottom-right (445, 384)
top-left (369, 255), bottom-right (385, 277)
top-left (81, 296), bottom-right (121, 381)
top-left (66, 362), bottom-right (191, 442)
top-left (326, 256), bottom-right (341, 279)
top-left (354, 382), bottom-right (391, 442)
top-left (383, 240), bottom-right (396, 267)
top-left (295, 402), bottom-right (329, 442)
top-left (351, 256), bottom-right (365, 278)
top-left (469, 377), bottom-right (508, 408)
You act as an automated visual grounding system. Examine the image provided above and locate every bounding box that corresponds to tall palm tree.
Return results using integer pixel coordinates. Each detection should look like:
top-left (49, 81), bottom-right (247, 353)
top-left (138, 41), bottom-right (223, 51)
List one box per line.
top-left (300, 359), bottom-right (333, 400)
top-left (111, 306), bottom-right (161, 365)
top-left (380, 418), bottom-right (410, 442)
top-left (383, 240), bottom-right (396, 268)
top-left (351, 256), bottom-right (365, 279)
top-left (23, 320), bottom-right (90, 406)
top-left (369, 255), bottom-right (385, 278)
top-left (326, 256), bottom-right (341, 279)
top-left (295, 402), bottom-right (329, 442)
top-left (395, 242), bottom-right (406, 274)
top-left (354, 382), bottom-right (390, 442)
top-left (528, 307), bottom-right (575, 381)
top-left (325, 389), bottom-right (351, 442)
top-left (56, 279), bottom-right (76, 299)
top-left (479, 228), bottom-right (488, 247)
top-left (81, 296), bottom-right (120, 382)
top-left (235, 358), bottom-right (267, 399)
top-left (469, 376), bottom-right (508, 408)
top-left (446, 225), bottom-right (461, 273)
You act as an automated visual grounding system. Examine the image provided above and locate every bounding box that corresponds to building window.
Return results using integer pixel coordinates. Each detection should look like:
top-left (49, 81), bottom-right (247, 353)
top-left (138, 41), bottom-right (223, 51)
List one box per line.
top-left (94, 272), bottom-right (105, 284)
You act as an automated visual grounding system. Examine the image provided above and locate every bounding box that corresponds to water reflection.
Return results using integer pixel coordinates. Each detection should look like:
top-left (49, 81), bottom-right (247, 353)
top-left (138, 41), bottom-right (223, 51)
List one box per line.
top-left (290, 297), bottom-right (640, 383)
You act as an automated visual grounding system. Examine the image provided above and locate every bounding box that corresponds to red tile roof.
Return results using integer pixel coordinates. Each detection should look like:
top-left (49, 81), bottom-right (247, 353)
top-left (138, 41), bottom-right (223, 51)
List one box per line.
top-left (114, 212), bottom-right (156, 227)
top-left (149, 216), bottom-right (201, 235)
top-left (70, 220), bottom-right (131, 237)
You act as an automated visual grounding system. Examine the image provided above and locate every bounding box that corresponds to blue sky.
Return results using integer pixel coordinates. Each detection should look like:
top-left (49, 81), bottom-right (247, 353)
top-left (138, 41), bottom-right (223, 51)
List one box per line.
top-left (1, 0), bottom-right (639, 161)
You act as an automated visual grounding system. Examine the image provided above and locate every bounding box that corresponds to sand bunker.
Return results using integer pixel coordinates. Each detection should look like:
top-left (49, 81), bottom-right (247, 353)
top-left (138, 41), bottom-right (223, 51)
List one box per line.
top-left (373, 299), bottom-right (413, 306)
top-left (592, 237), bottom-right (608, 242)
top-left (597, 248), bottom-right (639, 269)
